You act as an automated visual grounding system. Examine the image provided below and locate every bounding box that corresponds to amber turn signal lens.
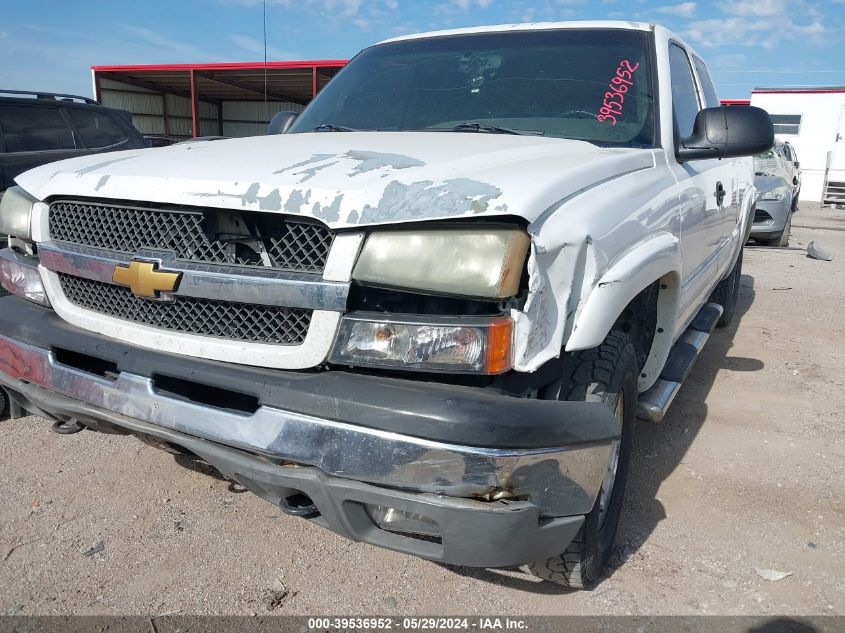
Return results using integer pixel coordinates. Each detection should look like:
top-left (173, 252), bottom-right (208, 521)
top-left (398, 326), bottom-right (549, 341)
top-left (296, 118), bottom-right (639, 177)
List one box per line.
top-left (485, 317), bottom-right (514, 375)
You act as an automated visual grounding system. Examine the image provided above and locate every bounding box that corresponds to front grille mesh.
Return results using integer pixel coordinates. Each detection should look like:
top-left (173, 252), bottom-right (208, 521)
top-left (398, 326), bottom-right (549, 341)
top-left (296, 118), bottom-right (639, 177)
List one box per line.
top-left (58, 274), bottom-right (311, 345)
top-left (49, 201), bottom-right (333, 273)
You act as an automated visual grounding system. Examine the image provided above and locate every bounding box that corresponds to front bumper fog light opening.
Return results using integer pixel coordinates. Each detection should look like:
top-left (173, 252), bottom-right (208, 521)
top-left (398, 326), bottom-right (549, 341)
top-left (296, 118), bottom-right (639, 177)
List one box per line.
top-left (279, 492), bottom-right (320, 519)
top-left (365, 504), bottom-right (442, 542)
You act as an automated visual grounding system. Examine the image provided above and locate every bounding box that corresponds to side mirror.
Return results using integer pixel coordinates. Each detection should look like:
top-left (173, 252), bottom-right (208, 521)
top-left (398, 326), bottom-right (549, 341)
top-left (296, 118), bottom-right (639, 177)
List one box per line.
top-left (268, 111), bottom-right (298, 135)
top-left (677, 106), bottom-right (774, 162)
top-left (794, 161), bottom-right (800, 168)
top-left (145, 136), bottom-right (172, 148)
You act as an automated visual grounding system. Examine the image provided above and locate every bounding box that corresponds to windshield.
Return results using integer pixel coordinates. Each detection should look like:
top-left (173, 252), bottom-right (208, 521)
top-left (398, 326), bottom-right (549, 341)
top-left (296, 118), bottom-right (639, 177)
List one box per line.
top-left (288, 29), bottom-right (656, 147)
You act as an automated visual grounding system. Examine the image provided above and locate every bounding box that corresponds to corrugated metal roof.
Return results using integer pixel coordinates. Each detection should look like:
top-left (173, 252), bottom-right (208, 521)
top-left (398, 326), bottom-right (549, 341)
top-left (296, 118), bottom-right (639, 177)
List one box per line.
top-left (93, 60), bottom-right (347, 105)
top-left (93, 59), bottom-right (347, 139)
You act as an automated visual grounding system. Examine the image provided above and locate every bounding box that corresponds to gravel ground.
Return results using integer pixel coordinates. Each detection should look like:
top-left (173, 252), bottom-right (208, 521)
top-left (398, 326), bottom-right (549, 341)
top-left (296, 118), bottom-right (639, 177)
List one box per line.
top-left (0, 203), bottom-right (843, 616)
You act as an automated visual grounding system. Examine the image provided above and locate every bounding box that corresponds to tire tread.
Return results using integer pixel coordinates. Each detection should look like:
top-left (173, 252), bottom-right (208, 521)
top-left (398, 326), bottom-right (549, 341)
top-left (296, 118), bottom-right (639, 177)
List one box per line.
top-left (528, 331), bottom-right (636, 589)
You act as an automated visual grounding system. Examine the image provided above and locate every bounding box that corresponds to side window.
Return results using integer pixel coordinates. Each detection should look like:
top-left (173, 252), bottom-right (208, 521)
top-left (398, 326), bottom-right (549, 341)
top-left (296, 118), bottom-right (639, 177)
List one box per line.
top-left (668, 44), bottom-right (701, 140)
top-left (692, 56), bottom-right (719, 107)
top-left (0, 105), bottom-right (76, 152)
top-left (67, 109), bottom-right (129, 149)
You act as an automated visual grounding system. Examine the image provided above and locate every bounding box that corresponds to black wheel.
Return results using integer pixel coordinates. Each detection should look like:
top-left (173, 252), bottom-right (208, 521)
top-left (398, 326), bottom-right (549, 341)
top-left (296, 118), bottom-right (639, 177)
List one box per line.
top-left (527, 331), bottom-right (637, 589)
top-left (710, 247), bottom-right (743, 328)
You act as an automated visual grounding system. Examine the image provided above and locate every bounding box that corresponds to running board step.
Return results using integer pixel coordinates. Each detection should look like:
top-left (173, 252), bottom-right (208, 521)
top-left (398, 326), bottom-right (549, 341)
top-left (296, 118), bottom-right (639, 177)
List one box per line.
top-left (636, 302), bottom-right (723, 422)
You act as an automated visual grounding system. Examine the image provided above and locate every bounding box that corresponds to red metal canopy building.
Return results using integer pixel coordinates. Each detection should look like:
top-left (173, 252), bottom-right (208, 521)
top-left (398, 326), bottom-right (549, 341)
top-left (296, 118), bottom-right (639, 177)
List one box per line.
top-left (91, 60), bottom-right (348, 141)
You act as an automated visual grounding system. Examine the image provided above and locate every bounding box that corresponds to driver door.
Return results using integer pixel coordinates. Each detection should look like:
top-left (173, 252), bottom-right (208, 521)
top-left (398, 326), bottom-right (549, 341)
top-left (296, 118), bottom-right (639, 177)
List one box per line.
top-left (668, 44), bottom-right (736, 327)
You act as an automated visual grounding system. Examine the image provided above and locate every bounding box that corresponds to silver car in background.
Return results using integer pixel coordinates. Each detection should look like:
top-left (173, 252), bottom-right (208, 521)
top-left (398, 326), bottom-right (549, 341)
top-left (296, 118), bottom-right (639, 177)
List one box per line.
top-left (750, 139), bottom-right (801, 247)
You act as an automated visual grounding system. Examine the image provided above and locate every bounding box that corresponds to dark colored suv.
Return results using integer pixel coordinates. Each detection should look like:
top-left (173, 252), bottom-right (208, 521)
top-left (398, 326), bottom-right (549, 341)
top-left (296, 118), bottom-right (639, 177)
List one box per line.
top-left (0, 90), bottom-right (148, 196)
top-left (0, 90), bottom-right (148, 287)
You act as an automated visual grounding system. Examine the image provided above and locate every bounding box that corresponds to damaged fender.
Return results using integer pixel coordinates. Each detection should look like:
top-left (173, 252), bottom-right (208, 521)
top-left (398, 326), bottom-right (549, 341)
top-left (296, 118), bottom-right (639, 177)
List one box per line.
top-left (565, 233), bottom-right (680, 353)
top-left (512, 231), bottom-right (681, 382)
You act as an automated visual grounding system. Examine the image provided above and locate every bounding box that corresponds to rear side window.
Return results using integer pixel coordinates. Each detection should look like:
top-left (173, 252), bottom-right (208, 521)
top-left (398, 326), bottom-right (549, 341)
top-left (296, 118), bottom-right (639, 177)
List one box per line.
top-left (668, 44), bottom-right (701, 140)
top-left (692, 56), bottom-right (719, 107)
top-left (67, 109), bottom-right (129, 149)
top-left (0, 105), bottom-right (76, 152)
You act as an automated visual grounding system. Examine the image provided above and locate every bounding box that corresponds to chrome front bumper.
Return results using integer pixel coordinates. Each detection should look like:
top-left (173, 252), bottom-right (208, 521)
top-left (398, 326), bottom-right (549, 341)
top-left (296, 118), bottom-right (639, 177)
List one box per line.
top-left (0, 330), bottom-right (614, 517)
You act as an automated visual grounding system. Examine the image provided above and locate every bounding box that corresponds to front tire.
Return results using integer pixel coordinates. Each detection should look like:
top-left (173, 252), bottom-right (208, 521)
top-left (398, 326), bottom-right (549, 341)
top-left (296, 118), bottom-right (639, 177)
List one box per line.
top-left (527, 331), bottom-right (638, 589)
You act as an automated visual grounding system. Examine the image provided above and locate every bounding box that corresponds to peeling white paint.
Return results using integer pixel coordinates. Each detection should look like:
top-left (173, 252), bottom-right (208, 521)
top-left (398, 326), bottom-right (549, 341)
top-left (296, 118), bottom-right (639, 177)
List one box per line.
top-left (73, 155), bottom-right (138, 177)
top-left (17, 132), bottom-right (654, 230)
top-left (273, 154), bottom-right (336, 175)
top-left (344, 150), bottom-right (425, 174)
top-left (358, 178), bottom-right (502, 224)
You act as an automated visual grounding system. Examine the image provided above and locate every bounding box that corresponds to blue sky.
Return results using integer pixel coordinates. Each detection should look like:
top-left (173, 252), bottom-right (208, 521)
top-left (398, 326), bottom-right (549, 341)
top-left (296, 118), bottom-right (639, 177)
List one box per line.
top-left (1, 0), bottom-right (843, 99)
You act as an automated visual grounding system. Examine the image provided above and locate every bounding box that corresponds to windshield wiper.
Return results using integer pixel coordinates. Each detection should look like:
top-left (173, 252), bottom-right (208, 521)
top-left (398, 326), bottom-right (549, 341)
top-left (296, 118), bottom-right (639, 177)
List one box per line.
top-left (449, 122), bottom-right (544, 136)
top-left (312, 124), bottom-right (359, 132)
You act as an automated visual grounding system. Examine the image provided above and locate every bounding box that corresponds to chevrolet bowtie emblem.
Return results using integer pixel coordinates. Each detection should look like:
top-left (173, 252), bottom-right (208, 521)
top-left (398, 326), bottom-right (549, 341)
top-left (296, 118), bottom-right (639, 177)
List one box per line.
top-left (112, 260), bottom-right (181, 298)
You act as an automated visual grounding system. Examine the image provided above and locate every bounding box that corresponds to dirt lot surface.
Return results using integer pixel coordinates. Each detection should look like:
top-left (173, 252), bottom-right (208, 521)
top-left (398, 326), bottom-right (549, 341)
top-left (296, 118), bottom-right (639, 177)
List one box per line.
top-left (1, 204), bottom-right (843, 617)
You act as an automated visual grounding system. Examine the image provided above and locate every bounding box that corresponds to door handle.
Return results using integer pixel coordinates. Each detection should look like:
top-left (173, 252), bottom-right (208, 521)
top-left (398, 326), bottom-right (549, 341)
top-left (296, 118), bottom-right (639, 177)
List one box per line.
top-left (715, 181), bottom-right (726, 207)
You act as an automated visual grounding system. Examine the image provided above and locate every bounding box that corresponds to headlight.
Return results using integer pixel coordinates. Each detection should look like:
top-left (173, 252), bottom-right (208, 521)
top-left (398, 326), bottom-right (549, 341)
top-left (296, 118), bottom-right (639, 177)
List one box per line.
top-left (353, 228), bottom-right (530, 298)
top-left (330, 312), bottom-right (513, 374)
top-left (760, 186), bottom-right (789, 202)
top-left (0, 186), bottom-right (37, 240)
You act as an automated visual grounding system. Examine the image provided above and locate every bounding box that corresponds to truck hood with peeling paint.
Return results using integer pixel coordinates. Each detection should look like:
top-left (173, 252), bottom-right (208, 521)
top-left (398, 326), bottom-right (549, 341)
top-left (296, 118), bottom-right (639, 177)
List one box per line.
top-left (16, 132), bottom-right (655, 228)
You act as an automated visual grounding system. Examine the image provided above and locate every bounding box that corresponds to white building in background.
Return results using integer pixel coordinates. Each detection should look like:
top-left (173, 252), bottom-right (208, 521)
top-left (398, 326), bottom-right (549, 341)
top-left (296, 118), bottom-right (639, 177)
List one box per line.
top-left (750, 87), bottom-right (845, 206)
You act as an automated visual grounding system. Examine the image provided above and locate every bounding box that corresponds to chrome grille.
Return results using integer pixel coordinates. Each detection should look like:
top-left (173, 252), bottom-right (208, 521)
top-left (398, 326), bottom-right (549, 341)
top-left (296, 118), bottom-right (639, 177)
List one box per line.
top-left (58, 273), bottom-right (311, 345)
top-left (49, 200), bottom-right (333, 273)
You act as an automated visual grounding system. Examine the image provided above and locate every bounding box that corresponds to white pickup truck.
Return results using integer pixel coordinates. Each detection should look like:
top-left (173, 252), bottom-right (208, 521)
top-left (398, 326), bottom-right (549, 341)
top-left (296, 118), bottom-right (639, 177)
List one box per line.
top-left (0, 21), bottom-right (772, 587)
